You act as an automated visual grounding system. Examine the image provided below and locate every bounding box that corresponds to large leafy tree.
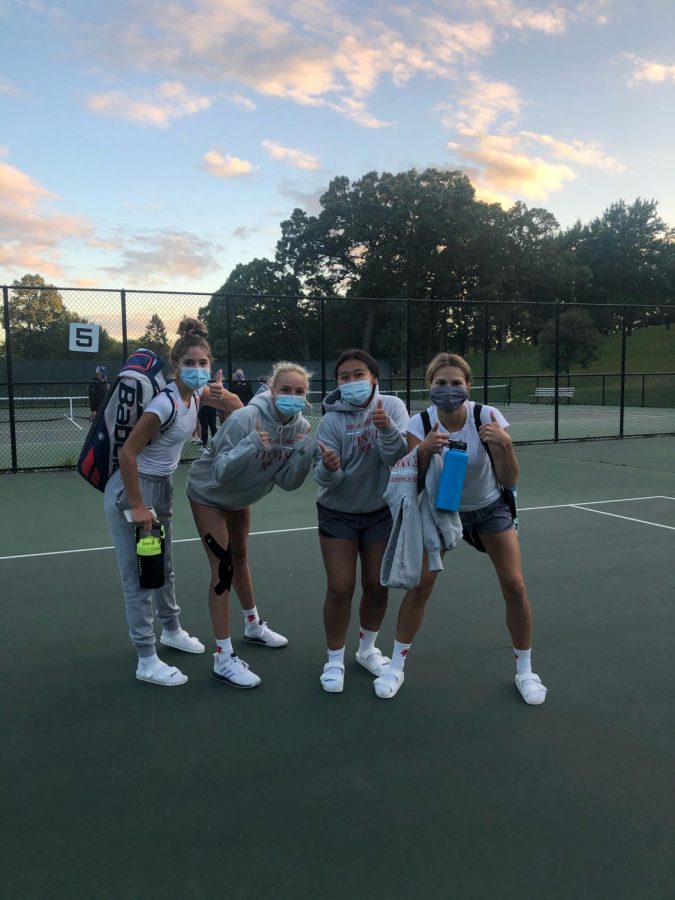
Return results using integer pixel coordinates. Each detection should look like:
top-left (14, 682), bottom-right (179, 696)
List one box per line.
top-left (561, 198), bottom-right (673, 333)
top-left (538, 308), bottom-right (601, 373)
top-left (200, 259), bottom-right (318, 361)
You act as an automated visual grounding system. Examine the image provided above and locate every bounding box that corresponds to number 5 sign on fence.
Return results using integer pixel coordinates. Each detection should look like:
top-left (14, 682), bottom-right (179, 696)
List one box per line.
top-left (69, 322), bottom-right (100, 352)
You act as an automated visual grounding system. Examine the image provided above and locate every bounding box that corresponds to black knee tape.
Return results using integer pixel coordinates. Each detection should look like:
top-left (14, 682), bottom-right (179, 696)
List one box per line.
top-left (204, 533), bottom-right (233, 595)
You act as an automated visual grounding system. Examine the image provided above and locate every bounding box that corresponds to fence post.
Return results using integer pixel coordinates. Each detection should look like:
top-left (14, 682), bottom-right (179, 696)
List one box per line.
top-left (405, 298), bottom-right (411, 411)
top-left (225, 294), bottom-right (232, 383)
top-left (482, 303), bottom-right (489, 405)
top-left (320, 297), bottom-right (326, 399)
top-left (619, 306), bottom-right (627, 438)
top-left (121, 289), bottom-right (128, 359)
top-left (2, 286), bottom-right (18, 472)
top-left (554, 301), bottom-right (560, 442)
top-left (641, 373), bottom-right (645, 407)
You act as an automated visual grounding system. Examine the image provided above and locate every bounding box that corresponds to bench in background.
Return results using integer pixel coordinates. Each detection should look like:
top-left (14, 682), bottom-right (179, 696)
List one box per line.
top-left (530, 386), bottom-right (575, 403)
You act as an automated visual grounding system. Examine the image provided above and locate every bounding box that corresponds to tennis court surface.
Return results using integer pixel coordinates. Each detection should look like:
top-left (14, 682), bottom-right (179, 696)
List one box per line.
top-left (1, 436), bottom-right (674, 899)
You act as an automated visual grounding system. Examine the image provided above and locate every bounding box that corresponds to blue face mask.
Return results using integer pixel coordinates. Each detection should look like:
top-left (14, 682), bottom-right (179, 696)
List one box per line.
top-left (429, 385), bottom-right (468, 412)
top-left (340, 379), bottom-right (373, 406)
top-left (275, 395), bottom-right (306, 416)
top-left (180, 367), bottom-right (211, 390)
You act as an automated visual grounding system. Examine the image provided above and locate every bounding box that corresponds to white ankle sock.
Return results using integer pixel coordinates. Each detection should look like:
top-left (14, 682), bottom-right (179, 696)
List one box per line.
top-left (137, 653), bottom-right (159, 672)
top-left (327, 647), bottom-right (345, 667)
top-left (243, 607), bottom-right (260, 630)
top-left (390, 640), bottom-right (411, 672)
top-left (358, 628), bottom-right (377, 655)
top-left (216, 637), bottom-right (233, 656)
top-left (514, 647), bottom-right (532, 675)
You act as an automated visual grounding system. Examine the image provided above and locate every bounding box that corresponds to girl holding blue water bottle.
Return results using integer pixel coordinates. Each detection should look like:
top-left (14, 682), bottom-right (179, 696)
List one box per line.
top-left (373, 352), bottom-right (547, 706)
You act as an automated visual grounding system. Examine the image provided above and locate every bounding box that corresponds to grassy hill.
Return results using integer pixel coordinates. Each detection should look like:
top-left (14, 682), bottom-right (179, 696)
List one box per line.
top-left (406, 324), bottom-right (674, 407)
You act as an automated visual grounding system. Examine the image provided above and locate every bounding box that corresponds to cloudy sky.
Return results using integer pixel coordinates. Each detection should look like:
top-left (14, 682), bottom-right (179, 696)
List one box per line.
top-left (1, 0), bottom-right (674, 293)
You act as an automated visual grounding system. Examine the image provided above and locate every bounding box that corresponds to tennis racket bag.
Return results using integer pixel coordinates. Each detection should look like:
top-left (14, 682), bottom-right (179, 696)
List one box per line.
top-left (77, 348), bottom-right (177, 491)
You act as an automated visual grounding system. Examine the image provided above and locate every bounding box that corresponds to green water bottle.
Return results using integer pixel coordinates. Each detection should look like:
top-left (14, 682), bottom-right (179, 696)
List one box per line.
top-left (136, 524), bottom-right (166, 589)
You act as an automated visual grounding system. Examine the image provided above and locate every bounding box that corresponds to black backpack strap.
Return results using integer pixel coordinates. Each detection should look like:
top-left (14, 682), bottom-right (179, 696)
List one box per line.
top-left (473, 402), bottom-right (496, 474)
top-left (420, 409), bottom-right (432, 436)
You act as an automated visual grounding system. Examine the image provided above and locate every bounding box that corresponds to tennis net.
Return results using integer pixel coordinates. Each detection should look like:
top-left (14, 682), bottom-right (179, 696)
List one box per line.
top-left (0, 396), bottom-right (90, 429)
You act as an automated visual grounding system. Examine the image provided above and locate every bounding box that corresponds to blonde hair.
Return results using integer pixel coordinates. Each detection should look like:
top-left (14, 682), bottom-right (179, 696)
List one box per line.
top-left (171, 317), bottom-right (211, 363)
top-left (269, 361), bottom-right (312, 391)
top-left (425, 352), bottom-right (472, 385)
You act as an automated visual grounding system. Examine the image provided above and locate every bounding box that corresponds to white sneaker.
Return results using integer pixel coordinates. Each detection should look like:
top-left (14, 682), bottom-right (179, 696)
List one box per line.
top-left (212, 651), bottom-right (261, 688)
top-left (160, 628), bottom-right (205, 654)
top-left (243, 620), bottom-right (288, 648)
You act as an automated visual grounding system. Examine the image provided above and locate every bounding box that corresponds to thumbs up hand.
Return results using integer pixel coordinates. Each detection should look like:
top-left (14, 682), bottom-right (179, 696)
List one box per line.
top-left (372, 397), bottom-right (390, 431)
top-left (479, 410), bottom-right (510, 446)
top-left (206, 368), bottom-right (224, 401)
top-left (255, 419), bottom-right (270, 447)
top-left (421, 422), bottom-right (449, 455)
top-left (319, 441), bottom-right (341, 472)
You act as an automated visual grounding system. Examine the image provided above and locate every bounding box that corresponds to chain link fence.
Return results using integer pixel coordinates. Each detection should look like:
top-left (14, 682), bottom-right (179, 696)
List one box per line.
top-left (1, 285), bottom-right (673, 472)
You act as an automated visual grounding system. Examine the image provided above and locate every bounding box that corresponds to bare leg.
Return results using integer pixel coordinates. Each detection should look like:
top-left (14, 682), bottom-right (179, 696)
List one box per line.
top-left (189, 499), bottom-right (231, 639)
top-left (224, 507), bottom-right (256, 612)
top-left (481, 529), bottom-right (532, 650)
top-left (358, 540), bottom-right (389, 632)
top-left (394, 554), bottom-right (441, 643)
top-left (319, 536), bottom-right (358, 650)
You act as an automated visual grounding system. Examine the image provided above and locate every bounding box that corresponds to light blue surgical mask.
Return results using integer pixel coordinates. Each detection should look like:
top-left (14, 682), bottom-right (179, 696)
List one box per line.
top-left (275, 395), bottom-right (306, 416)
top-left (180, 367), bottom-right (211, 390)
top-left (340, 379), bottom-right (373, 406)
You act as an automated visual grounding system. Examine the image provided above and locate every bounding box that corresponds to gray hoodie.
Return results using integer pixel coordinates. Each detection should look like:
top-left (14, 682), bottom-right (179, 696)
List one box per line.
top-left (313, 384), bottom-right (409, 513)
top-left (187, 391), bottom-right (315, 510)
top-left (380, 447), bottom-right (462, 589)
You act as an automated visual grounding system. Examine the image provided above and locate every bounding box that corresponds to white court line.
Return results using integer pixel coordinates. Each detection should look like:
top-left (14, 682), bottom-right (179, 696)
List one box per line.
top-left (0, 498), bottom-right (672, 562)
top-left (570, 505), bottom-right (675, 531)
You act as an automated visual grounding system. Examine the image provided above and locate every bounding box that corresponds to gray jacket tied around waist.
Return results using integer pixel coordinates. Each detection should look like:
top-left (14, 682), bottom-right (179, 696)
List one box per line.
top-left (380, 447), bottom-right (462, 589)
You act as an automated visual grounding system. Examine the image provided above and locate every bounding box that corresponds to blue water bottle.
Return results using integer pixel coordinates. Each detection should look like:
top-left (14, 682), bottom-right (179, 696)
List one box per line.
top-left (436, 440), bottom-right (468, 512)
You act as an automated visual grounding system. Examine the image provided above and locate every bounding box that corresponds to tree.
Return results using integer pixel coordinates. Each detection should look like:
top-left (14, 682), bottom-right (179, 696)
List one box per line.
top-left (538, 309), bottom-right (601, 373)
top-left (7, 274), bottom-right (74, 358)
top-left (137, 313), bottom-right (170, 358)
top-left (200, 259), bottom-right (318, 361)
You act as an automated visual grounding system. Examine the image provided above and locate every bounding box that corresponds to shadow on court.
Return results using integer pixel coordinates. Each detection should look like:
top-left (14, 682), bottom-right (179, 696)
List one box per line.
top-left (1, 437), bottom-right (674, 899)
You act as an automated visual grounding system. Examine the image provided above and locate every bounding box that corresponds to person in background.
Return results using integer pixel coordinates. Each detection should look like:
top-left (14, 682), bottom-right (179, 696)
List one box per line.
top-left (229, 368), bottom-right (254, 406)
top-left (88, 365), bottom-right (108, 420)
top-left (255, 375), bottom-right (271, 396)
top-left (197, 383), bottom-right (219, 450)
top-left (313, 349), bottom-right (409, 694)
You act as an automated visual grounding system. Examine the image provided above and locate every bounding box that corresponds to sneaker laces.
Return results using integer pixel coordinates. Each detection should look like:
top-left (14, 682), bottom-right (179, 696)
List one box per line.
top-left (229, 654), bottom-right (250, 671)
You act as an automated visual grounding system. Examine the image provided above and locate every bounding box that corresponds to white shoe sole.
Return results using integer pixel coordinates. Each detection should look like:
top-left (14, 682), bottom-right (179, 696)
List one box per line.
top-left (212, 670), bottom-right (261, 689)
top-left (136, 672), bottom-right (188, 687)
top-left (160, 636), bottom-right (205, 654)
top-left (243, 634), bottom-right (288, 648)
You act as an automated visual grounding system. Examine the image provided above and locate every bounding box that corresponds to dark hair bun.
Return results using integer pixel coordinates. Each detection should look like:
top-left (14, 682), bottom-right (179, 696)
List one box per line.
top-left (177, 317), bottom-right (208, 339)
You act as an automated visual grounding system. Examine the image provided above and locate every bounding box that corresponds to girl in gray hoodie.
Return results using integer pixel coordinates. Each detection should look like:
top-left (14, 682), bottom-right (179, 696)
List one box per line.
top-left (187, 362), bottom-right (316, 688)
top-left (314, 349), bottom-right (409, 694)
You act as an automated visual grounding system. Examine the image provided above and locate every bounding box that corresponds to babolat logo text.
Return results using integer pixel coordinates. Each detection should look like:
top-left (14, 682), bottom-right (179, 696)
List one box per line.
top-left (112, 381), bottom-right (137, 466)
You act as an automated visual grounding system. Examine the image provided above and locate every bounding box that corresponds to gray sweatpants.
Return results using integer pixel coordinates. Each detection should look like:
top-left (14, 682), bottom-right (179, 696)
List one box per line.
top-left (104, 469), bottom-right (181, 657)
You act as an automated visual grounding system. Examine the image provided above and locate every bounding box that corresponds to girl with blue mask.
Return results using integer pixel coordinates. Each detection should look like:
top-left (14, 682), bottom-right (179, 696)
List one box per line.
top-left (314, 348), bottom-right (410, 694)
top-left (186, 361), bottom-right (316, 689)
top-left (103, 317), bottom-right (243, 688)
top-left (372, 351), bottom-right (547, 708)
